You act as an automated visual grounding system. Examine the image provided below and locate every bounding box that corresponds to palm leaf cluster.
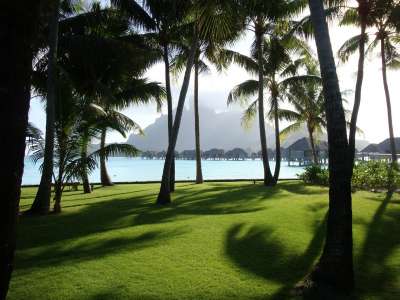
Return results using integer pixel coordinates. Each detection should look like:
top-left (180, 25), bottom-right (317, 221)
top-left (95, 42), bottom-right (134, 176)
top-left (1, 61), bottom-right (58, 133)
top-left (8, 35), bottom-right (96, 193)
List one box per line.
top-left (29, 1), bottom-right (166, 211)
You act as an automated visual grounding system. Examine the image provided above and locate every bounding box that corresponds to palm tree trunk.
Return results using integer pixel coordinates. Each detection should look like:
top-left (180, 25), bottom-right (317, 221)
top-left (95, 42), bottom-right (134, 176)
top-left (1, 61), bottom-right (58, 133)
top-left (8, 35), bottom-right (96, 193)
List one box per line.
top-left (0, 3), bottom-right (41, 298)
top-left (304, 0), bottom-right (354, 294)
top-left (81, 145), bottom-right (92, 194)
top-left (163, 43), bottom-right (176, 192)
top-left (255, 23), bottom-right (274, 186)
top-left (53, 142), bottom-right (65, 214)
top-left (30, 0), bottom-right (61, 215)
top-left (156, 34), bottom-right (198, 205)
top-left (348, 2), bottom-right (367, 169)
top-left (380, 38), bottom-right (398, 164)
top-left (308, 126), bottom-right (319, 164)
top-left (194, 53), bottom-right (203, 184)
top-left (100, 128), bottom-right (113, 186)
top-left (273, 96), bottom-right (281, 183)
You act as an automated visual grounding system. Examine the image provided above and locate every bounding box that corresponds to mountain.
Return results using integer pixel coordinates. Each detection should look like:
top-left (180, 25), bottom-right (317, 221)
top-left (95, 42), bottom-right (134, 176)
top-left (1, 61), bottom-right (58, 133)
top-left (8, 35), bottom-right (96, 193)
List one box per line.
top-left (361, 137), bottom-right (400, 153)
top-left (126, 106), bottom-right (369, 152)
top-left (127, 106), bottom-right (265, 152)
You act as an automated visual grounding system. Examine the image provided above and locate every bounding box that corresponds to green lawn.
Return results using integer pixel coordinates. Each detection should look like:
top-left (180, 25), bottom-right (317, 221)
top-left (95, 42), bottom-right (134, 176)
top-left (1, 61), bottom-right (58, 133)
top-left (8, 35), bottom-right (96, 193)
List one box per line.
top-left (8, 181), bottom-right (400, 300)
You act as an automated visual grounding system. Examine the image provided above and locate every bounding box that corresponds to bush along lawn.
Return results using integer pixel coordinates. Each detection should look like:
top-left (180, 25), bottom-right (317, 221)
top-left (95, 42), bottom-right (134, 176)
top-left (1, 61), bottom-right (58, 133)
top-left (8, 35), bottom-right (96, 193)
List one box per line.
top-left (9, 181), bottom-right (400, 300)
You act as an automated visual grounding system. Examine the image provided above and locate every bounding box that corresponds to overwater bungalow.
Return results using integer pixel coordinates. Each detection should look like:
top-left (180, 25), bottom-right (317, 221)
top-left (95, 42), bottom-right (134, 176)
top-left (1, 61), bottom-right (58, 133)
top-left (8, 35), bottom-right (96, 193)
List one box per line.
top-left (286, 137), bottom-right (328, 166)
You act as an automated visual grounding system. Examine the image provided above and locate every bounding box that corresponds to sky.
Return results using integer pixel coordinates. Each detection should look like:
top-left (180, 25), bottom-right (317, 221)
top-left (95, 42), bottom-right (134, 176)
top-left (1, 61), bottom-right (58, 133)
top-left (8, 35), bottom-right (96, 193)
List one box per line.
top-left (28, 12), bottom-right (400, 145)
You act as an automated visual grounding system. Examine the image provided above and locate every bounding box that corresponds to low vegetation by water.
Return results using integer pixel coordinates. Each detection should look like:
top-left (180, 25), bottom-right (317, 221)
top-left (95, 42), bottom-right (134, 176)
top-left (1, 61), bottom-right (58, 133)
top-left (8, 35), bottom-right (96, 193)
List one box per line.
top-left (10, 181), bottom-right (400, 300)
top-left (299, 162), bottom-right (400, 190)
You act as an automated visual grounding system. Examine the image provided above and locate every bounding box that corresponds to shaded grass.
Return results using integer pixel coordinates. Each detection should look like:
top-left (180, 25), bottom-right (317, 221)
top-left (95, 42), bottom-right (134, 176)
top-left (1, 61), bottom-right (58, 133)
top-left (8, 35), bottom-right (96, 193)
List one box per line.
top-left (8, 181), bottom-right (400, 299)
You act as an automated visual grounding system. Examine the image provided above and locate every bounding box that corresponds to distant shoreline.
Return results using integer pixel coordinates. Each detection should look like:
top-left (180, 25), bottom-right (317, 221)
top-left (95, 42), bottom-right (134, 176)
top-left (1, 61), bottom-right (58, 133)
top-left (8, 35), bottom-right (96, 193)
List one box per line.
top-left (21, 178), bottom-right (300, 188)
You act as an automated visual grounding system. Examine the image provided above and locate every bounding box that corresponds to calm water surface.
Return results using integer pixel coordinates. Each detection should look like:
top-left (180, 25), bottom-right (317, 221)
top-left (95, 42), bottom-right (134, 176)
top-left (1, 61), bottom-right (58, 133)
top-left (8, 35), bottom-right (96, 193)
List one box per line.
top-left (22, 157), bottom-right (305, 185)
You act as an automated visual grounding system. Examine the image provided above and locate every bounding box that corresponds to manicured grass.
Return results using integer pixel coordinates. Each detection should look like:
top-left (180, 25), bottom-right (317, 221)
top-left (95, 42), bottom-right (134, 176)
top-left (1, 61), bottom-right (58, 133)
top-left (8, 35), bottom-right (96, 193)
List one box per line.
top-left (8, 181), bottom-right (400, 299)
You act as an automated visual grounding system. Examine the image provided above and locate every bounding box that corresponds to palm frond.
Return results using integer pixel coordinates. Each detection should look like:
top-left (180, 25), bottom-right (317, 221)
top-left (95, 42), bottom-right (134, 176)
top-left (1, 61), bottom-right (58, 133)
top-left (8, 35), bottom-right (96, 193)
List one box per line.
top-left (227, 79), bottom-right (258, 106)
top-left (241, 99), bottom-right (258, 130)
top-left (90, 143), bottom-right (140, 160)
top-left (279, 122), bottom-right (303, 141)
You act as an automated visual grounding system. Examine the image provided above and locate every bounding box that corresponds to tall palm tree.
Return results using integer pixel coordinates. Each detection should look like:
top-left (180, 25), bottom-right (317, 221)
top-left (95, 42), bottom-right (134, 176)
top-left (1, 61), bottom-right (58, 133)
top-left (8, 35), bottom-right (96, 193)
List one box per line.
top-left (339, 0), bottom-right (399, 165)
top-left (29, 0), bottom-right (61, 215)
top-left (222, 0), bottom-right (306, 186)
top-left (172, 45), bottom-right (209, 184)
top-left (171, 24), bottom-right (241, 184)
top-left (0, 2), bottom-right (42, 298)
top-left (30, 0), bottom-right (86, 214)
top-left (156, 0), bottom-right (242, 204)
top-left (225, 33), bottom-right (313, 182)
top-left (337, 0), bottom-right (371, 170)
top-left (111, 0), bottom-right (192, 191)
top-left (302, 0), bottom-right (354, 294)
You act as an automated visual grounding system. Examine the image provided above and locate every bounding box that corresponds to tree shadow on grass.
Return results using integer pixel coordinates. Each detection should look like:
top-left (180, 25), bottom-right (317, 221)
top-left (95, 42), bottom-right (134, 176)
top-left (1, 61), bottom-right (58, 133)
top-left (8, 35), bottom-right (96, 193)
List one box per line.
top-left (18, 182), bottom-right (283, 252)
top-left (355, 191), bottom-right (400, 299)
top-left (89, 290), bottom-right (160, 300)
top-left (225, 190), bottom-right (400, 300)
top-left (276, 181), bottom-right (328, 196)
top-left (225, 214), bottom-right (326, 300)
top-left (132, 183), bottom-right (280, 225)
top-left (16, 227), bottom-right (187, 272)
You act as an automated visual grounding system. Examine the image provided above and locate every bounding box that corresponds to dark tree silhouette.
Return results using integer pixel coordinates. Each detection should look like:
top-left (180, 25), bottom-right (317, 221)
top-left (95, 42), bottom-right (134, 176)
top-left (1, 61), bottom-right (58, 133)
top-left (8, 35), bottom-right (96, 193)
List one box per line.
top-left (0, 2), bottom-right (42, 298)
top-left (302, 0), bottom-right (354, 295)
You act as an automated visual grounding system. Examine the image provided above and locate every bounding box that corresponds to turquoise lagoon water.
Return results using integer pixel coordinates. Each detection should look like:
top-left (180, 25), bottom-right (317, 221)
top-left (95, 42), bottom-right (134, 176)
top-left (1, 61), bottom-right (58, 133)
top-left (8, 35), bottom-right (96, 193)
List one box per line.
top-left (22, 157), bottom-right (305, 185)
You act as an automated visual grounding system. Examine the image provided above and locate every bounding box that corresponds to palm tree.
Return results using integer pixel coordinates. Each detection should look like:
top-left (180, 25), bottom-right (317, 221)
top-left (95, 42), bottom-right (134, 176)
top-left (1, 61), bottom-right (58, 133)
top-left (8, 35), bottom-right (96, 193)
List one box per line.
top-left (302, 0), bottom-right (354, 294)
top-left (156, 0), bottom-right (242, 204)
top-left (111, 0), bottom-right (192, 191)
top-left (226, 32), bottom-right (313, 182)
top-left (0, 2), bottom-right (42, 298)
top-left (280, 77), bottom-right (358, 165)
top-left (96, 109), bottom-right (144, 187)
top-left (171, 24), bottom-right (241, 184)
top-left (171, 44), bottom-right (209, 184)
top-left (222, 0), bottom-right (306, 186)
top-left (30, 0), bottom-right (87, 214)
top-left (29, 0), bottom-right (61, 215)
top-left (339, 1), bottom-right (399, 165)
top-left (337, 0), bottom-right (371, 170)
top-left (279, 77), bottom-right (325, 164)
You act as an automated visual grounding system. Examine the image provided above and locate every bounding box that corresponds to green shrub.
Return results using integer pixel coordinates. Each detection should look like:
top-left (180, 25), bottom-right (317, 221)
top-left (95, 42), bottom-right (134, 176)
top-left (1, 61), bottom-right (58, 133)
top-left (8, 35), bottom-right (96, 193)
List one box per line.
top-left (298, 164), bottom-right (329, 186)
top-left (298, 161), bottom-right (400, 190)
top-left (352, 161), bottom-right (399, 190)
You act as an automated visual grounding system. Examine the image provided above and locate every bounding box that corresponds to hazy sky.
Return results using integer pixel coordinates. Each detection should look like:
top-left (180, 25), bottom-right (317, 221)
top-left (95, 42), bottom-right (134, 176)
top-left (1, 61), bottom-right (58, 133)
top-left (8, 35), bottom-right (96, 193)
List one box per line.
top-left (28, 14), bottom-right (399, 145)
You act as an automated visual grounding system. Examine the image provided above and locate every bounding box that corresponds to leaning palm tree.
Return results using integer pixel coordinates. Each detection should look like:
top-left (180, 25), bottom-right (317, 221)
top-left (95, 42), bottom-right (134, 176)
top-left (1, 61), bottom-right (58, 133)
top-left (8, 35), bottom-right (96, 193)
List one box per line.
top-left (155, 0), bottom-right (243, 204)
top-left (111, 0), bottom-right (192, 191)
top-left (299, 0), bottom-right (354, 295)
top-left (172, 44), bottom-right (209, 184)
top-left (171, 22), bottom-right (242, 184)
top-left (339, 0), bottom-right (399, 165)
